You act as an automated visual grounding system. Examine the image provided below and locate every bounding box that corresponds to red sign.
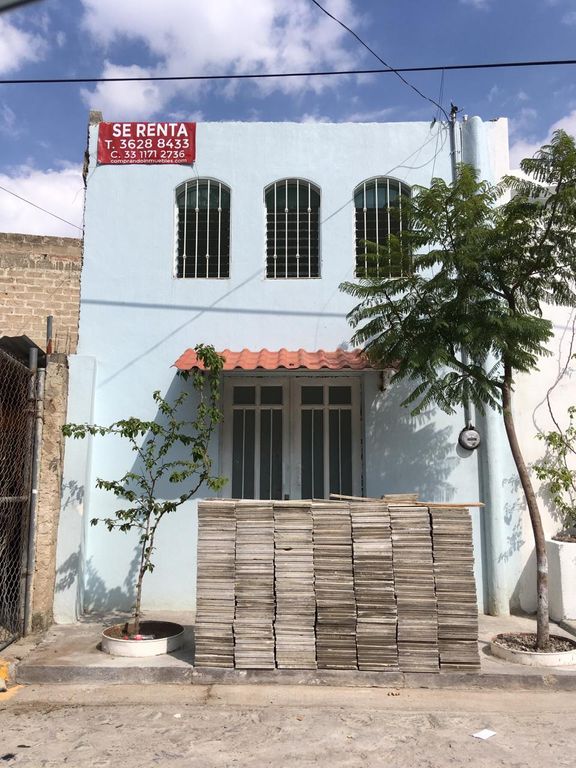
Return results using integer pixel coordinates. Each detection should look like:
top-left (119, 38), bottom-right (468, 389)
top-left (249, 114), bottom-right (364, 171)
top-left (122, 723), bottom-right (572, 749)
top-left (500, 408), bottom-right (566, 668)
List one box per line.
top-left (97, 122), bottom-right (196, 165)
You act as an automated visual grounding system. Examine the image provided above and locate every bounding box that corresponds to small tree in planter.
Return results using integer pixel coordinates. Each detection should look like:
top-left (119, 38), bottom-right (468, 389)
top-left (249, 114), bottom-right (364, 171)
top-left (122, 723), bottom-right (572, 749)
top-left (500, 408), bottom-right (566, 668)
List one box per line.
top-left (62, 344), bottom-right (225, 638)
top-left (535, 396), bottom-right (576, 540)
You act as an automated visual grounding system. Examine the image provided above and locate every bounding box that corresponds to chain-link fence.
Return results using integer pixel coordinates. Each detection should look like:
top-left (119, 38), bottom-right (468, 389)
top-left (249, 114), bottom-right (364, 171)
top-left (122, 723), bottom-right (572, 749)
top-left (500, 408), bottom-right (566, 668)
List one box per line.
top-left (0, 348), bottom-right (34, 650)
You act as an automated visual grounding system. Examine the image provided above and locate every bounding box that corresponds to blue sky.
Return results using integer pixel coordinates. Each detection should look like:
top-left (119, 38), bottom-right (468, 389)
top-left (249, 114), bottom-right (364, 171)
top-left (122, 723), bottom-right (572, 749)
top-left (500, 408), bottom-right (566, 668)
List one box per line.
top-left (1, 0), bottom-right (575, 236)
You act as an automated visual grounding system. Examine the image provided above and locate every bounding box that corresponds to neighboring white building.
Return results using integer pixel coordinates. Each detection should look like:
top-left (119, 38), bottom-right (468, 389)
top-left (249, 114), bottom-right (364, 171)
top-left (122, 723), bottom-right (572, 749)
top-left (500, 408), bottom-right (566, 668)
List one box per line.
top-left (55, 112), bottom-right (540, 622)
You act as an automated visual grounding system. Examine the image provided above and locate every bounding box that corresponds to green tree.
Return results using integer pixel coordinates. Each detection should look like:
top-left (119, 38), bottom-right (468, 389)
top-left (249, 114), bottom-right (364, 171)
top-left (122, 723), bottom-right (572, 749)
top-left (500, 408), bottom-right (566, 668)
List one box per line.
top-left (62, 344), bottom-right (225, 635)
top-left (340, 130), bottom-right (576, 649)
top-left (535, 395), bottom-right (576, 534)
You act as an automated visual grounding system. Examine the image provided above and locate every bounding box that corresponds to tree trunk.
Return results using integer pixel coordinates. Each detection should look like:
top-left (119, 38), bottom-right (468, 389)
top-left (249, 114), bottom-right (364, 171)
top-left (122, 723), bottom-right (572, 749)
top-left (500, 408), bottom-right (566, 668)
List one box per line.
top-left (133, 557), bottom-right (146, 637)
top-left (133, 521), bottom-right (152, 637)
top-left (502, 365), bottom-right (550, 649)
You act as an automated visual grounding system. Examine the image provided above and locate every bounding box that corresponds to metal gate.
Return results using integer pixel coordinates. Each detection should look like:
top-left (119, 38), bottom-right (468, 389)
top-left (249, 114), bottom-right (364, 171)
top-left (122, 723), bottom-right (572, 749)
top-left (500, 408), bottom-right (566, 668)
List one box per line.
top-left (0, 348), bottom-right (34, 650)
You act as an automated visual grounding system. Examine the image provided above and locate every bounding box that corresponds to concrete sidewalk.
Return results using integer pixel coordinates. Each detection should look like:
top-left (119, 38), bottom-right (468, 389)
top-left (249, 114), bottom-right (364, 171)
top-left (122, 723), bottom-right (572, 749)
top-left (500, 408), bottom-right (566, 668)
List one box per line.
top-left (4, 612), bottom-right (576, 690)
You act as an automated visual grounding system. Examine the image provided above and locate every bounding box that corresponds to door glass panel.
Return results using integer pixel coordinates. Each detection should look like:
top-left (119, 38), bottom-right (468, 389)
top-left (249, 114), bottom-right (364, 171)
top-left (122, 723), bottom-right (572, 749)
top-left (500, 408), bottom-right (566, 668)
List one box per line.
top-left (261, 386), bottom-right (283, 405)
top-left (329, 409), bottom-right (353, 496)
top-left (232, 409), bottom-right (255, 498)
top-left (329, 385), bottom-right (352, 405)
top-left (259, 409), bottom-right (283, 499)
top-left (233, 386), bottom-right (256, 405)
top-left (301, 386), bottom-right (323, 405)
top-left (301, 409), bottom-right (324, 498)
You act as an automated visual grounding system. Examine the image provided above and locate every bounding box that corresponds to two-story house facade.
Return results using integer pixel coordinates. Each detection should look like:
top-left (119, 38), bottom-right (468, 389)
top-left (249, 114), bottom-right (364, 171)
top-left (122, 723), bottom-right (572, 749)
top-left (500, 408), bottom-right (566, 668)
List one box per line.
top-left (55, 113), bottom-right (521, 622)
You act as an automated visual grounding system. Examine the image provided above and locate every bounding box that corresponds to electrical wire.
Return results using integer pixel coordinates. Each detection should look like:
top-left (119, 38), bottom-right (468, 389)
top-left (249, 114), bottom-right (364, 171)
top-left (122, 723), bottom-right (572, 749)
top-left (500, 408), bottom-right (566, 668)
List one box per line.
top-left (0, 184), bottom-right (82, 231)
top-left (430, 70), bottom-right (446, 181)
top-left (309, 0), bottom-right (448, 120)
top-left (1, 59), bottom-right (576, 86)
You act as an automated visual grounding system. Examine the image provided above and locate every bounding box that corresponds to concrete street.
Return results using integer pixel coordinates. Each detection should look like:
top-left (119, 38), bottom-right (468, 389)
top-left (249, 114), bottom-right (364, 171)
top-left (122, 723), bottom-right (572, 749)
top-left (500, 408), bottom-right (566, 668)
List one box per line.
top-left (1, 682), bottom-right (575, 767)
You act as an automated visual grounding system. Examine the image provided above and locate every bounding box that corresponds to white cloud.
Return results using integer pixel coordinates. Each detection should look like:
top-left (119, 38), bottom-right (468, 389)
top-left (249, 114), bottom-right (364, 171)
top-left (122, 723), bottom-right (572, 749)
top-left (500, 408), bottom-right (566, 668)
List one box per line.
top-left (562, 11), bottom-right (576, 25)
top-left (0, 165), bottom-right (84, 237)
top-left (299, 112), bottom-right (333, 123)
top-left (344, 107), bottom-right (398, 122)
top-left (487, 85), bottom-right (500, 103)
top-left (459, 0), bottom-right (491, 8)
top-left (510, 109), bottom-right (576, 168)
top-left (0, 104), bottom-right (18, 137)
top-left (80, 63), bottom-right (166, 120)
top-left (79, 0), bottom-right (364, 117)
top-left (510, 106), bottom-right (538, 138)
top-left (0, 18), bottom-right (48, 74)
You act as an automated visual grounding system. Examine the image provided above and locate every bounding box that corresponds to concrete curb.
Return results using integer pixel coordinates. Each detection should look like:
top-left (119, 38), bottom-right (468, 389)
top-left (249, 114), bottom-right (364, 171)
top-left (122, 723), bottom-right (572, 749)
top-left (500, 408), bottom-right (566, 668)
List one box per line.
top-left (17, 665), bottom-right (193, 685)
top-left (16, 662), bottom-right (576, 691)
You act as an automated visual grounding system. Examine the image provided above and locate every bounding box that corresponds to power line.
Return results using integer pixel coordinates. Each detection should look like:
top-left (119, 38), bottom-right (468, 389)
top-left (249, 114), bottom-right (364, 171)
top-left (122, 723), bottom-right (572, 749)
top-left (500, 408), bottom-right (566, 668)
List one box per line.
top-left (0, 0), bottom-right (41, 12)
top-left (1, 59), bottom-right (575, 86)
top-left (0, 184), bottom-right (82, 231)
top-left (309, 0), bottom-right (448, 120)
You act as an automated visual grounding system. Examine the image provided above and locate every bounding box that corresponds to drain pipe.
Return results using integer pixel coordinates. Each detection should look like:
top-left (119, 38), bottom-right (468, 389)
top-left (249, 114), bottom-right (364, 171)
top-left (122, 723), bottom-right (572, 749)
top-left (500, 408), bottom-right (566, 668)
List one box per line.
top-left (23, 347), bottom-right (46, 635)
top-left (448, 107), bottom-right (477, 440)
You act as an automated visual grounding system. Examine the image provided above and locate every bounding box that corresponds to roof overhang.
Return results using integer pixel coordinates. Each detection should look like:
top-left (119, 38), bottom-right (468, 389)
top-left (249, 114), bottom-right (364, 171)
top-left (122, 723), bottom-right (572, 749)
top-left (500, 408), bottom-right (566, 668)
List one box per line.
top-left (174, 347), bottom-right (379, 372)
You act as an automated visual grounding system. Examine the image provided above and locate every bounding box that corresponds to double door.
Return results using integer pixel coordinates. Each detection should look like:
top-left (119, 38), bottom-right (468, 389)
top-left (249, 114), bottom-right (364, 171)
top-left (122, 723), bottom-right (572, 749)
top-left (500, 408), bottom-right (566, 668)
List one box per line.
top-left (222, 376), bottom-right (362, 500)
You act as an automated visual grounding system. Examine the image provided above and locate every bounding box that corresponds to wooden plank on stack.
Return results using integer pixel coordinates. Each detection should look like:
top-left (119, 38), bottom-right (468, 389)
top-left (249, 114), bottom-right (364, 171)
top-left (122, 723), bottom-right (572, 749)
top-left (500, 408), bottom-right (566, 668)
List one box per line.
top-left (313, 502), bottom-right (358, 670)
top-left (351, 502), bottom-right (398, 670)
top-left (389, 506), bottom-right (439, 673)
top-left (195, 501), bottom-right (236, 668)
top-left (381, 493), bottom-right (420, 505)
top-left (430, 507), bottom-right (480, 672)
top-left (274, 502), bottom-right (316, 669)
top-left (233, 501), bottom-right (275, 669)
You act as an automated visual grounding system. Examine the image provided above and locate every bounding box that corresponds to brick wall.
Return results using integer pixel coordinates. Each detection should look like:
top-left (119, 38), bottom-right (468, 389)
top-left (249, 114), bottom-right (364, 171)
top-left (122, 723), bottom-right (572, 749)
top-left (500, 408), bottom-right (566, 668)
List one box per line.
top-left (0, 233), bottom-right (82, 631)
top-left (0, 232), bottom-right (82, 354)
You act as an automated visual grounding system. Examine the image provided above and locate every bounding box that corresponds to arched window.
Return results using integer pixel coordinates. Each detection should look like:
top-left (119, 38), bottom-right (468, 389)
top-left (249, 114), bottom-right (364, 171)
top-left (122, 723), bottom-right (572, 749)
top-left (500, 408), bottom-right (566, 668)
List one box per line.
top-left (176, 179), bottom-right (230, 278)
top-left (354, 177), bottom-right (411, 278)
top-left (265, 179), bottom-right (320, 278)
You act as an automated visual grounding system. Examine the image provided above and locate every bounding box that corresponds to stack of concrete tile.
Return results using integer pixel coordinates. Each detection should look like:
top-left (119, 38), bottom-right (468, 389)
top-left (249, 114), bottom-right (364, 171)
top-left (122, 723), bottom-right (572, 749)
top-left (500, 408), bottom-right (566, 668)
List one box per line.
top-left (274, 503), bottom-right (317, 669)
top-left (194, 501), bottom-right (236, 668)
top-left (351, 502), bottom-right (398, 670)
top-left (233, 502), bottom-right (276, 669)
top-left (313, 503), bottom-right (358, 669)
top-left (430, 507), bottom-right (480, 671)
top-left (195, 499), bottom-right (479, 674)
top-left (390, 506), bottom-right (439, 672)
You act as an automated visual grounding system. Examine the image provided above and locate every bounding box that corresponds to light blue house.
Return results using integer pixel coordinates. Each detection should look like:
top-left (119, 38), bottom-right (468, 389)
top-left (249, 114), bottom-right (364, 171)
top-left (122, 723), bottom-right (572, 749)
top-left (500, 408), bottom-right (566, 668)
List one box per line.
top-left (54, 112), bottom-right (523, 623)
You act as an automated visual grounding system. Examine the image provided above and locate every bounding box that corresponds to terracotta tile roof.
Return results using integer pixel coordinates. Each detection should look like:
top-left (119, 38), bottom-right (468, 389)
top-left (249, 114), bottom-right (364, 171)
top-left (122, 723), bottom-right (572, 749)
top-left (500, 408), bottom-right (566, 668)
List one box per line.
top-left (174, 347), bottom-right (377, 371)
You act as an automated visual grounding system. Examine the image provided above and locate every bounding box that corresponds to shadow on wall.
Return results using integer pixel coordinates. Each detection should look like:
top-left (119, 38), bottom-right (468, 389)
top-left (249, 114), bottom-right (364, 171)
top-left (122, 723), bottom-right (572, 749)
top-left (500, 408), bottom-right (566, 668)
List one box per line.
top-left (84, 550), bottom-right (139, 614)
top-left (66, 373), bottom-right (223, 614)
top-left (498, 472), bottom-right (526, 564)
top-left (61, 478), bottom-right (84, 512)
top-left (365, 379), bottom-right (457, 500)
top-left (511, 547), bottom-right (537, 614)
top-left (54, 550), bottom-right (80, 594)
top-left (54, 549), bottom-right (139, 614)
top-left (122, 372), bottom-right (224, 502)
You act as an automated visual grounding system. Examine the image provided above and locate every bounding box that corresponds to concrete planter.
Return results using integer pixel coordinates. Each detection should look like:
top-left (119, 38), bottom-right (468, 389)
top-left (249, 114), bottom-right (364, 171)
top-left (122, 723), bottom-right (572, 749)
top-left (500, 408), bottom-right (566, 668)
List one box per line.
top-left (491, 634), bottom-right (576, 667)
top-left (101, 621), bottom-right (184, 657)
top-left (547, 538), bottom-right (576, 622)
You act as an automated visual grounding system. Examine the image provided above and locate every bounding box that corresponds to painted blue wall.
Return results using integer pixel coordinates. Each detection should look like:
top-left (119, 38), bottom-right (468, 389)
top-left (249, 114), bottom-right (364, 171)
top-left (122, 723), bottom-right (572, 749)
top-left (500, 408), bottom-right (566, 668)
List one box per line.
top-left (57, 118), bottom-right (512, 619)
